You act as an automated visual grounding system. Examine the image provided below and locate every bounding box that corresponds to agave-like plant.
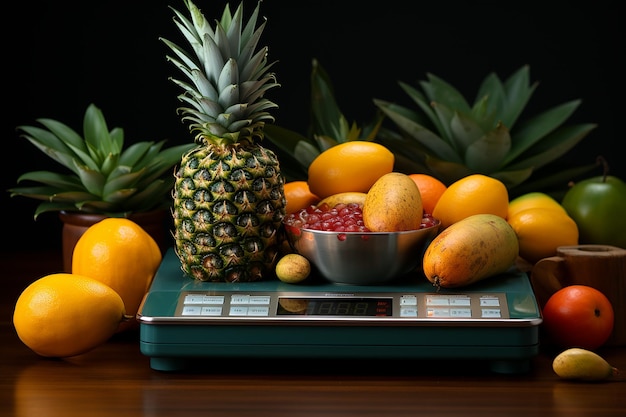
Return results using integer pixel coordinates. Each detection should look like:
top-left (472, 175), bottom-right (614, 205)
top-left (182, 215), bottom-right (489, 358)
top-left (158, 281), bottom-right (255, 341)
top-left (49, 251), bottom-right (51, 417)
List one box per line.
top-left (264, 58), bottom-right (383, 181)
top-left (373, 65), bottom-right (598, 197)
top-left (9, 103), bottom-right (194, 218)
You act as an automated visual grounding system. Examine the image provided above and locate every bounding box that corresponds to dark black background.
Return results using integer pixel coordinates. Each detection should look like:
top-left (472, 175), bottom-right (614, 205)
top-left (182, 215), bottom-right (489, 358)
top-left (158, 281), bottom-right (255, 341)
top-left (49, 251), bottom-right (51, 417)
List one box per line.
top-left (4, 0), bottom-right (623, 252)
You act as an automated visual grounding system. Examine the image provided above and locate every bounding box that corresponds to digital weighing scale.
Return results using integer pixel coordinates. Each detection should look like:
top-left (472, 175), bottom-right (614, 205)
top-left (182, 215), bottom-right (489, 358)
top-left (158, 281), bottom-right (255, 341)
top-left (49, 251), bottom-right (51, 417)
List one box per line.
top-left (138, 249), bottom-right (542, 373)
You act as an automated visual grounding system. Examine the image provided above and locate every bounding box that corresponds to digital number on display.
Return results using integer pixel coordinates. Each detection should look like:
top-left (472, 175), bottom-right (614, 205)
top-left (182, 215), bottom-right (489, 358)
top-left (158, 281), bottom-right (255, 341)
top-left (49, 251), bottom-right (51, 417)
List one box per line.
top-left (277, 298), bottom-right (392, 316)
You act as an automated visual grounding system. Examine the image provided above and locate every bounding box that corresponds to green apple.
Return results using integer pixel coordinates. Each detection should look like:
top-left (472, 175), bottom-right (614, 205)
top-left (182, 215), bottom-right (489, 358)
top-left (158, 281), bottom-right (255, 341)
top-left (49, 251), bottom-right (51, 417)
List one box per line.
top-left (561, 175), bottom-right (626, 248)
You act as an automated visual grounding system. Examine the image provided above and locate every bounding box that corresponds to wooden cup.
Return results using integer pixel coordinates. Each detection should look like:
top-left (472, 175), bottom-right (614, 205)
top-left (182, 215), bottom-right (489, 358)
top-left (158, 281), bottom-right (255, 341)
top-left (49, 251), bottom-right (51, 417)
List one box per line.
top-left (531, 244), bottom-right (626, 346)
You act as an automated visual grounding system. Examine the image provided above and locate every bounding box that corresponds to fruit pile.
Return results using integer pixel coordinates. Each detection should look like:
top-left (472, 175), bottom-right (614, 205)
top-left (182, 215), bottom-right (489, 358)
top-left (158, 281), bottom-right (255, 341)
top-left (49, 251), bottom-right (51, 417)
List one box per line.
top-left (281, 140), bottom-right (579, 287)
top-left (13, 218), bottom-right (162, 358)
top-left (279, 141), bottom-right (623, 363)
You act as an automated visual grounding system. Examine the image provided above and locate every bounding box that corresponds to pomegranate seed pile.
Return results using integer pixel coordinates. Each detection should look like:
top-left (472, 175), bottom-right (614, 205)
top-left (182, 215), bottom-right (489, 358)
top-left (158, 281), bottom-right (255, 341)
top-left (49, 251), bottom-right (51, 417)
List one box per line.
top-left (284, 203), bottom-right (438, 232)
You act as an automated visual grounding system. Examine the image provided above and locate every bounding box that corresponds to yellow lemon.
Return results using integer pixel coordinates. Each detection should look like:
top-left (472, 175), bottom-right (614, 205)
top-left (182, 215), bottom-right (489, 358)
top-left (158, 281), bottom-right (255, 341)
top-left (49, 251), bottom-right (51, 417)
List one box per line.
top-left (507, 207), bottom-right (579, 264)
top-left (13, 273), bottom-right (126, 357)
top-left (72, 218), bottom-right (162, 331)
top-left (508, 192), bottom-right (566, 218)
top-left (307, 141), bottom-right (394, 199)
top-left (432, 174), bottom-right (509, 229)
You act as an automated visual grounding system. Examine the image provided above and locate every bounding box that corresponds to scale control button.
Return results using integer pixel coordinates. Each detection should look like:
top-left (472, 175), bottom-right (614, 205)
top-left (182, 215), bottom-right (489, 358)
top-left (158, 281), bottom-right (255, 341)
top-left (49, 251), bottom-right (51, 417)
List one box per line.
top-left (400, 307), bottom-right (418, 317)
top-left (481, 308), bottom-right (502, 318)
top-left (181, 306), bottom-right (202, 315)
top-left (183, 294), bottom-right (225, 305)
top-left (229, 306), bottom-right (249, 316)
top-left (200, 306), bottom-right (223, 316)
top-left (427, 308), bottom-right (450, 317)
top-left (426, 295), bottom-right (449, 306)
top-left (203, 295), bottom-right (225, 305)
top-left (400, 295), bottom-right (417, 306)
top-left (249, 296), bottom-right (271, 305)
top-left (427, 308), bottom-right (473, 318)
top-left (450, 308), bottom-right (472, 318)
top-left (184, 295), bottom-right (204, 304)
top-left (449, 297), bottom-right (471, 306)
top-left (247, 306), bottom-right (270, 316)
top-left (231, 295), bottom-right (250, 304)
top-left (480, 296), bottom-right (501, 307)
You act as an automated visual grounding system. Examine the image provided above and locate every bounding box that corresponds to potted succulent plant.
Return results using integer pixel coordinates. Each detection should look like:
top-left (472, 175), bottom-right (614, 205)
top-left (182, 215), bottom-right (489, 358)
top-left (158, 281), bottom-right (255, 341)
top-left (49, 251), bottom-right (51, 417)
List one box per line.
top-left (8, 103), bottom-right (194, 271)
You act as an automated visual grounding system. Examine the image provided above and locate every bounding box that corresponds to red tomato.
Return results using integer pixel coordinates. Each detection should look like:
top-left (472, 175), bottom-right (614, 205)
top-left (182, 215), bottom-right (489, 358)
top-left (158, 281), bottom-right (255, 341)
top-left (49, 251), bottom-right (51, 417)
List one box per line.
top-left (541, 285), bottom-right (614, 350)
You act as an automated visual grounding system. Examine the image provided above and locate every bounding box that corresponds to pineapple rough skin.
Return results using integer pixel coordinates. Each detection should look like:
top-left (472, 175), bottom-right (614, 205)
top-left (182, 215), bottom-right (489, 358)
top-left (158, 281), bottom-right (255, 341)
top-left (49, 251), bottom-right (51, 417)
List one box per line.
top-left (173, 141), bottom-right (286, 282)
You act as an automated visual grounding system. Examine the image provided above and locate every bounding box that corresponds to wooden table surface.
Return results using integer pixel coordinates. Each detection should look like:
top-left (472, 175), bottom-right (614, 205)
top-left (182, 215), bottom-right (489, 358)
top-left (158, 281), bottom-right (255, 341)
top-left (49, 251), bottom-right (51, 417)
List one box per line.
top-left (1, 250), bottom-right (625, 417)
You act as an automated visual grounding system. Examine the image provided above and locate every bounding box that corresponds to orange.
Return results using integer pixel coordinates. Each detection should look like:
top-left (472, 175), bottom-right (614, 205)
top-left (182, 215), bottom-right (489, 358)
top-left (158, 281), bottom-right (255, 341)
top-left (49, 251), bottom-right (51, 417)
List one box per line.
top-left (307, 141), bottom-right (394, 199)
top-left (408, 173), bottom-right (447, 214)
top-left (508, 191), bottom-right (566, 219)
top-left (507, 207), bottom-right (579, 264)
top-left (72, 218), bottom-right (162, 332)
top-left (542, 285), bottom-right (614, 350)
top-left (432, 174), bottom-right (509, 229)
top-left (283, 181), bottom-right (320, 214)
top-left (13, 273), bottom-right (126, 357)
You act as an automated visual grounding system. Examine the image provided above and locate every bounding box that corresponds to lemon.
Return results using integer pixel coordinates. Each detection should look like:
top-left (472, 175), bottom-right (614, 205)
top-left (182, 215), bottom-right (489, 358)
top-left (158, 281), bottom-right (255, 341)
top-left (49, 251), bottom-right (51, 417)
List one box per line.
top-left (307, 141), bottom-right (394, 199)
top-left (72, 218), bottom-right (162, 332)
top-left (275, 254), bottom-right (311, 283)
top-left (13, 273), bottom-right (126, 358)
top-left (432, 174), bottom-right (509, 229)
top-left (508, 192), bottom-right (566, 218)
top-left (507, 207), bottom-right (579, 264)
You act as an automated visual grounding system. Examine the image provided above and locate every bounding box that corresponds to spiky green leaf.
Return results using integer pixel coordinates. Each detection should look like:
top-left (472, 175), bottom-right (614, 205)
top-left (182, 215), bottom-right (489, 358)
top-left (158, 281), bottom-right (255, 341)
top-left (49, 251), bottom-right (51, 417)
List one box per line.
top-left (507, 123), bottom-right (597, 171)
top-left (374, 99), bottom-right (461, 162)
top-left (12, 171), bottom-right (83, 190)
top-left (421, 73), bottom-right (472, 114)
top-left (464, 123), bottom-right (511, 172)
top-left (73, 161), bottom-right (106, 196)
top-left (449, 110), bottom-right (485, 152)
top-left (36, 118), bottom-right (87, 153)
top-left (505, 100), bottom-right (584, 164)
top-left (501, 65), bottom-right (536, 128)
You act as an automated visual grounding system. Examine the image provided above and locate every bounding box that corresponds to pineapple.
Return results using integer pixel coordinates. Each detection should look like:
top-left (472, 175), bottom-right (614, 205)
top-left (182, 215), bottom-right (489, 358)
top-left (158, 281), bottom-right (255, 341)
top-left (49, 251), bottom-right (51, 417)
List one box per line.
top-left (373, 65), bottom-right (598, 197)
top-left (162, 0), bottom-right (285, 282)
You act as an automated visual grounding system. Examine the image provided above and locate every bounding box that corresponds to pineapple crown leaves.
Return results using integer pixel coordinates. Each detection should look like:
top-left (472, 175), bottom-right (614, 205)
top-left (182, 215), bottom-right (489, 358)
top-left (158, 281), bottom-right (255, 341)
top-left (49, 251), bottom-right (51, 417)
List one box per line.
top-left (264, 58), bottom-right (384, 181)
top-left (373, 65), bottom-right (597, 191)
top-left (162, 0), bottom-right (279, 145)
top-left (8, 103), bottom-right (195, 219)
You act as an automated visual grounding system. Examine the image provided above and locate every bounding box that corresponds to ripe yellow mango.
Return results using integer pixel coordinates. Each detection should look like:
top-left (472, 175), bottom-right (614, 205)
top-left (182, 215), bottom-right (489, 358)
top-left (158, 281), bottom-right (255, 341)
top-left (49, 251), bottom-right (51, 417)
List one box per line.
top-left (362, 172), bottom-right (423, 232)
top-left (423, 214), bottom-right (519, 288)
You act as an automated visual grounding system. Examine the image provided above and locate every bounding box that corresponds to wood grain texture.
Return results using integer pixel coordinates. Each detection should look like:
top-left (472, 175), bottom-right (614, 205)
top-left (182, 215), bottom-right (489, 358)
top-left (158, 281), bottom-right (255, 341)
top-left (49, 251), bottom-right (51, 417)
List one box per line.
top-left (1, 250), bottom-right (625, 417)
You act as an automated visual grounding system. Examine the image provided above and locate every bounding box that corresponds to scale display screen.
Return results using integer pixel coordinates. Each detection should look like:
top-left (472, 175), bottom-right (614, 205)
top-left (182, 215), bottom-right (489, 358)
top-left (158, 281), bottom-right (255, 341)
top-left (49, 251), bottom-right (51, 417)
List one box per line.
top-left (172, 290), bottom-right (514, 321)
top-left (277, 297), bottom-right (392, 316)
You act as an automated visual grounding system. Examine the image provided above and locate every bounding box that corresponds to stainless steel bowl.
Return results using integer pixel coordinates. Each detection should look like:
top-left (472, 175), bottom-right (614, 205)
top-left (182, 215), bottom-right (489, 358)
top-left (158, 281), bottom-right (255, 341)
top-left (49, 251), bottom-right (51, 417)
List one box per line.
top-left (283, 220), bottom-right (441, 285)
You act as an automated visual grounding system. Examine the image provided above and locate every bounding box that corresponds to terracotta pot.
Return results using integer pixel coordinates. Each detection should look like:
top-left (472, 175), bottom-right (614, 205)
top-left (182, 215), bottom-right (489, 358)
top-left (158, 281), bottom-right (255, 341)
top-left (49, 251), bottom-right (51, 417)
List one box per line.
top-left (59, 210), bottom-right (171, 273)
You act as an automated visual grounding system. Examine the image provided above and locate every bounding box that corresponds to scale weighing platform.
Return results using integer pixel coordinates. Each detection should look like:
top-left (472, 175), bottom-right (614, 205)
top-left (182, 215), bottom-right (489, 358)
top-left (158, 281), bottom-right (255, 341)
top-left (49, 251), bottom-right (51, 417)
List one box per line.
top-left (138, 249), bottom-right (542, 373)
